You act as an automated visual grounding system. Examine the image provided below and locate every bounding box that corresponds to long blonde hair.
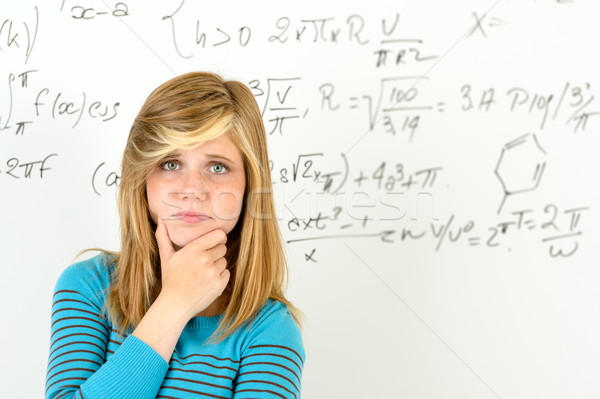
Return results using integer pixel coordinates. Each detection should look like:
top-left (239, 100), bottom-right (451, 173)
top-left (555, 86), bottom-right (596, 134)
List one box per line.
top-left (99, 72), bottom-right (303, 343)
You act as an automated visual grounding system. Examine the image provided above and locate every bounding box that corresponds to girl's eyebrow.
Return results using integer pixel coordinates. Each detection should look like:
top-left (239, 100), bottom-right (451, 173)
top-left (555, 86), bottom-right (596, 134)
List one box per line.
top-left (163, 153), bottom-right (237, 165)
top-left (206, 154), bottom-right (236, 164)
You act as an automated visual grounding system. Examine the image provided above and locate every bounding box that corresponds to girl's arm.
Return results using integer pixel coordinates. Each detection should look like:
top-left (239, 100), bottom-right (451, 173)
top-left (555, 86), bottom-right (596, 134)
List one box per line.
top-left (45, 262), bottom-right (171, 399)
top-left (46, 223), bottom-right (229, 398)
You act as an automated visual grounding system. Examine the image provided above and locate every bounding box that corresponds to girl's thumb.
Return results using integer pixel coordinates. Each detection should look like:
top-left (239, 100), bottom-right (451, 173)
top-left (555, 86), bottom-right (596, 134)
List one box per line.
top-left (155, 218), bottom-right (175, 264)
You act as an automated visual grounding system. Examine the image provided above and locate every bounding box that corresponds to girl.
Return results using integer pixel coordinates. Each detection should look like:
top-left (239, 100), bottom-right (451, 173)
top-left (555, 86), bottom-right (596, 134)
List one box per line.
top-left (46, 72), bottom-right (305, 398)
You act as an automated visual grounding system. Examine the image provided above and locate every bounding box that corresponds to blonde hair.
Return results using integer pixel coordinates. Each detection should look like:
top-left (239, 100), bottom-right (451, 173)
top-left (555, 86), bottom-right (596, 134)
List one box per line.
top-left (97, 72), bottom-right (303, 343)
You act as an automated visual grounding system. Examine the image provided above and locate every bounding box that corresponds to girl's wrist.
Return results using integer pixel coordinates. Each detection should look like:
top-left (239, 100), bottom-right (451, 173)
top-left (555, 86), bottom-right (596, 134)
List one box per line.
top-left (154, 292), bottom-right (196, 324)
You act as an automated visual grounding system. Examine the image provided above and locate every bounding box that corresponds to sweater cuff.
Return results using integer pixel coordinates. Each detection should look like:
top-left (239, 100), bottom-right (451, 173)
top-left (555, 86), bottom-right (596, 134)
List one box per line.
top-left (82, 335), bottom-right (169, 398)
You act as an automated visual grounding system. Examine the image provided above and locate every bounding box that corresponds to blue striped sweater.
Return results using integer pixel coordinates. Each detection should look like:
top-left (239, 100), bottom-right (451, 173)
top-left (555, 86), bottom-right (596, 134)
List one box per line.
top-left (46, 254), bottom-right (305, 398)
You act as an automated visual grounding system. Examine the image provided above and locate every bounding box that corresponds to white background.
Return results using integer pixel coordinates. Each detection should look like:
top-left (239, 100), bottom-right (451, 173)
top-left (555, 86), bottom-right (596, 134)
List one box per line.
top-left (1, 1), bottom-right (599, 398)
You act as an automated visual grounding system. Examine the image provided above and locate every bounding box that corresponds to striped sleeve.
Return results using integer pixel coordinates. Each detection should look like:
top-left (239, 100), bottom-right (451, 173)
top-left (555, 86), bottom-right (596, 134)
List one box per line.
top-left (45, 259), bottom-right (169, 399)
top-left (233, 302), bottom-right (306, 399)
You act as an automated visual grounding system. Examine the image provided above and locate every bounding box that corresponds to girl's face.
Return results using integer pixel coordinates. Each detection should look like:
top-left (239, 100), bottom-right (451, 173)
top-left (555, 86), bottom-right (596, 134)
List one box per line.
top-left (146, 132), bottom-right (246, 250)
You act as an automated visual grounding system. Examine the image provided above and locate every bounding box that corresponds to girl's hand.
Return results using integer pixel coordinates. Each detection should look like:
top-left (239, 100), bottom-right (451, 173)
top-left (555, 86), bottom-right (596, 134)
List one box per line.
top-left (154, 217), bottom-right (230, 320)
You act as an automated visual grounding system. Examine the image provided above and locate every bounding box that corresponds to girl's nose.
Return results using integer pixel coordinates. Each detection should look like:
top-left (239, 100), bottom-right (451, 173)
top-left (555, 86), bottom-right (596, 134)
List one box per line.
top-left (175, 171), bottom-right (209, 202)
top-left (176, 191), bottom-right (207, 201)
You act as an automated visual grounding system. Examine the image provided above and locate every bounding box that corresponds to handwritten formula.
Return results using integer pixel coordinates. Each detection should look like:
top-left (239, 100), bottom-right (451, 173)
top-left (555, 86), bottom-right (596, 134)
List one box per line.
top-left (2, 1), bottom-right (595, 261)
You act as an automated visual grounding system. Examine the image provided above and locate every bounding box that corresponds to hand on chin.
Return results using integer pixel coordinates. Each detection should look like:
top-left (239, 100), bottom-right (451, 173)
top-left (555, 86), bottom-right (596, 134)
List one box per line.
top-left (167, 225), bottom-right (210, 251)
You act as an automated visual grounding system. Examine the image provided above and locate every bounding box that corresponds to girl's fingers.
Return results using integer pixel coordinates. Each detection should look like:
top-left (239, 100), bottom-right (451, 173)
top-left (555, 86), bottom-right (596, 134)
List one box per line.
top-left (155, 218), bottom-right (175, 263)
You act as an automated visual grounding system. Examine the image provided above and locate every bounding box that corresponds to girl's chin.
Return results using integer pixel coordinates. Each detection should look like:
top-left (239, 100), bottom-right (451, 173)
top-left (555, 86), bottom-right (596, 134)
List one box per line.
top-left (170, 235), bottom-right (201, 251)
top-left (168, 228), bottom-right (223, 250)
top-left (166, 220), bottom-right (238, 250)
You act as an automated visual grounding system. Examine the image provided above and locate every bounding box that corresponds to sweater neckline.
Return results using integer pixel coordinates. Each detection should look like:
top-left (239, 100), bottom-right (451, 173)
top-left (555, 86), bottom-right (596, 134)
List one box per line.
top-left (184, 312), bottom-right (224, 331)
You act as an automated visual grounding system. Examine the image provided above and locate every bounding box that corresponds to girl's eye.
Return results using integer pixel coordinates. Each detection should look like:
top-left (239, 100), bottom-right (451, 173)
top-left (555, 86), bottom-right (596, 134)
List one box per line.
top-left (161, 160), bottom-right (179, 171)
top-left (210, 163), bottom-right (229, 174)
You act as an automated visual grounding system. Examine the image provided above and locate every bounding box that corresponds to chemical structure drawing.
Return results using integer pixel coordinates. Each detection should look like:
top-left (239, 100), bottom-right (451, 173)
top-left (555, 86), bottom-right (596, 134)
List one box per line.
top-left (495, 133), bottom-right (546, 214)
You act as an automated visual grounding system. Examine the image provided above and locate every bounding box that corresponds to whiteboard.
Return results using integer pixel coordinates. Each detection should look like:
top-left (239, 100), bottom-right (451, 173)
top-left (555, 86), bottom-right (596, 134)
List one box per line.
top-left (2, 1), bottom-right (599, 398)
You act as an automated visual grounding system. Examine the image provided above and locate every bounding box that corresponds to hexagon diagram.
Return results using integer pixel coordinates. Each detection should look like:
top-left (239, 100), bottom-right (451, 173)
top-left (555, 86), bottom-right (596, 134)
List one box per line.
top-left (495, 133), bottom-right (546, 214)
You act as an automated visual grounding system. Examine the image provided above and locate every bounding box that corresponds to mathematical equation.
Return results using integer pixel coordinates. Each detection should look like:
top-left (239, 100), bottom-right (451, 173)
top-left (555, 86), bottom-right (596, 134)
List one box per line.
top-left (163, 3), bottom-right (442, 70)
top-left (269, 153), bottom-right (442, 195)
top-left (0, 6), bottom-right (39, 64)
top-left (0, 153), bottom-right (57, 179)
top-left (0, 70), bottom-right (120, 134)
top-left (284, 200), bottom-right (590, 261)
top-left (247, 76), bottom-right (432, 139)
top-left (243, 76), bottom-right (599, 139)
top-left (270, 152), bottom-right (588, 260)
top-left (59, 1), bottom-right (129, 20)
top-left (461, 82), bottom-right (598, 133)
